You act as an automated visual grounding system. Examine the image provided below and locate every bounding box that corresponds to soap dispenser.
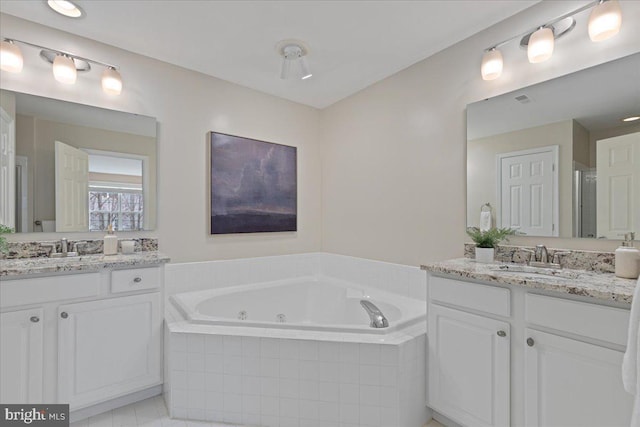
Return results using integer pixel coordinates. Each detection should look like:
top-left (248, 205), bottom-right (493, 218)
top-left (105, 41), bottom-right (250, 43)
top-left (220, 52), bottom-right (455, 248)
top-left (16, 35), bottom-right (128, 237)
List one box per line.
top-left (103, 224), bottom-right (118, 256)
top-left (615, 232), bottom-right (640, 279)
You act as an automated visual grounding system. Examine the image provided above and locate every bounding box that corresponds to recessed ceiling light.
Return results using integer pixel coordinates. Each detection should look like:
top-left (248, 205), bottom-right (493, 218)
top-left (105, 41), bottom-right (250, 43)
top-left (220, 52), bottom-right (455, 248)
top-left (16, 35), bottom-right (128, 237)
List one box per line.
top-left (47, 0), bottom-right (83, 18)
top-left (622, 116), bottom-right (640, 122)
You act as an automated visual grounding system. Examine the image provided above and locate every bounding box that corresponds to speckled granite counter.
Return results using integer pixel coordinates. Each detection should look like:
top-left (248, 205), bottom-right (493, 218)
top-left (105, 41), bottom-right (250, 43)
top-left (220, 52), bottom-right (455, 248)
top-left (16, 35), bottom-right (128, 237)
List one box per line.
top-left (421, 258), bottom-right (637, 304)
top-left (0, 252), bottom-right (170, 278)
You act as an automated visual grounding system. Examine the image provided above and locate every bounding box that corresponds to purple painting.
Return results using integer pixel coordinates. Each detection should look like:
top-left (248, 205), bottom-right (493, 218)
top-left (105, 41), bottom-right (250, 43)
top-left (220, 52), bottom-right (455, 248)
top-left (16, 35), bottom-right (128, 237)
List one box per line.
top-left (210, 132), bottom-right (297, 234)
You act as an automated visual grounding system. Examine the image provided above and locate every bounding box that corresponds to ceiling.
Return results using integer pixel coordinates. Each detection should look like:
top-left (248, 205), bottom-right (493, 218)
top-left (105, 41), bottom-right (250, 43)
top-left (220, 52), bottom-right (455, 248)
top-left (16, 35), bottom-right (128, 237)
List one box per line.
top-left (0, 1), bottom-right (539, 109)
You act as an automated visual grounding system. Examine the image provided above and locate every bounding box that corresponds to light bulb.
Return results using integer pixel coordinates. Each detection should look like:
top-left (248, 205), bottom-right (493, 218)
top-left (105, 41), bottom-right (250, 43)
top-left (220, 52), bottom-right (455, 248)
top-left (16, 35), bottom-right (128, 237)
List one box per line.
top-left (0, 40), bottom-right (24, 73)
top-left (53, 54), bottom-right (77, 84)
top-left (481, 49), bottom-right (503, 81)
top-left (589, 0), bottom-right (622, 42)
top-left (102, 67), bottom-right (122, 95)
top-left (528, 27), bottom-right (554, 63)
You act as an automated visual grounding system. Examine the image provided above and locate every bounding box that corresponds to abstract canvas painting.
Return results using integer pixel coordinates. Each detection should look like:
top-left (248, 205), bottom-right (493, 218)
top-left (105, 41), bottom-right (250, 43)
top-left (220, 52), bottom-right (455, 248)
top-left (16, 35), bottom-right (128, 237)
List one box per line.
top-left (210, 132), bottom-right (297, 234)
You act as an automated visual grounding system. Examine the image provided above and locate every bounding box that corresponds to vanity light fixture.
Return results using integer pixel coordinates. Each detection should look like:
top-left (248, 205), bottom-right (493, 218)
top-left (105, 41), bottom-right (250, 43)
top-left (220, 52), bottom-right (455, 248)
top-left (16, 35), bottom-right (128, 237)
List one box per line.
top-left (527, 27), bottom-right (555, 63)
top-left (0, 38), bottom-right (123, 95)
top-left (0, 40), bottom-right (24, 73)
top-left (480, 0), bottom-right (623, 80)
top-left (47, 0), bottom-right (83, 18)
top-left (481, 48), bottom-right (503, 81)
top-left (277, 40), bottom-right (312, 80)
top-left (588, 0), bottom-right (623, 41)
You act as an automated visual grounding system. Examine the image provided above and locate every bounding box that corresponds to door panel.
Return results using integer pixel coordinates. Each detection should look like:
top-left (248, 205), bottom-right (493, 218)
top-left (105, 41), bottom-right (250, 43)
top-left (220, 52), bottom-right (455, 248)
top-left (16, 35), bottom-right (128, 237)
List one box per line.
top-left (55, 140), bottom-right (89, 232)
top-left (498, 146), bottom-right (558, 236)
top-left (597, 132), bottom-right (640, 239)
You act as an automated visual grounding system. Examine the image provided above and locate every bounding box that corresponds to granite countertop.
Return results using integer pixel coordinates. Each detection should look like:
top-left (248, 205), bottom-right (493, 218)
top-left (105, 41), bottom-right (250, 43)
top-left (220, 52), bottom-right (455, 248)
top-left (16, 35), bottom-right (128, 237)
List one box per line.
top-left (0, 252), bottom-right (170, 278)
top-left (421, 258), bottom-right (637, 304)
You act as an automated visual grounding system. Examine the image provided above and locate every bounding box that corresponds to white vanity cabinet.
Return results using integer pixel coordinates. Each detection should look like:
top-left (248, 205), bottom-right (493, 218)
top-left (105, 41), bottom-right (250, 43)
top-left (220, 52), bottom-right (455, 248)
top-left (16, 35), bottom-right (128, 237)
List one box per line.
top-left (428, 276), bottom-right (511, 427)
top-left (427, 273), bottom-right (633, 427)
top-left (58, 292), bottom-right (162, 410)
top-left (0, 262), bottom-right (165, 414)
top-left (0, 308), bottom-right (44, 403)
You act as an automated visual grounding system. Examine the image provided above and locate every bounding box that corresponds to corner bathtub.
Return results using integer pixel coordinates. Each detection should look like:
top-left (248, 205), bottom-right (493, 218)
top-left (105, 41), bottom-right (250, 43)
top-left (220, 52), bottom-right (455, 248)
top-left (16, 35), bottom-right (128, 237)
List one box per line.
top-left (169, 277), bottom-right (425, 334)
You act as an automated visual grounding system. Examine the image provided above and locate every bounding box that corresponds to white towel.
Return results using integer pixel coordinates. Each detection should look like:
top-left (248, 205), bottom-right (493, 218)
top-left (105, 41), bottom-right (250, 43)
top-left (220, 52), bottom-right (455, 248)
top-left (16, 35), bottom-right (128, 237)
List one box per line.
top-left (623, 276), bottom-right (640, 426)
top-left (479, 211), bottom-right (492, 232)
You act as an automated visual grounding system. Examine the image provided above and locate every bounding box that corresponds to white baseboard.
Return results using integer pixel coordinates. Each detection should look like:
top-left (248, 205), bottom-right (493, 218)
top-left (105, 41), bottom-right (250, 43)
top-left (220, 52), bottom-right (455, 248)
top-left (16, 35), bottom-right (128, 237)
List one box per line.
top-left (69, 385), bottom-right (163, 423)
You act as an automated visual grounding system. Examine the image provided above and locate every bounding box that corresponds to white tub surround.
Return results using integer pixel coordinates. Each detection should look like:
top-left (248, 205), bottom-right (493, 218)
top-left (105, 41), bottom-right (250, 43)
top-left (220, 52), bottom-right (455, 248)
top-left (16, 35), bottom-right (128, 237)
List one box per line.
top-left (0, 253), bottom-right (169, 422)
top-left (164, 254), bottom-right (428, 427)
top-left (423, 259), bottom-right (633, 427)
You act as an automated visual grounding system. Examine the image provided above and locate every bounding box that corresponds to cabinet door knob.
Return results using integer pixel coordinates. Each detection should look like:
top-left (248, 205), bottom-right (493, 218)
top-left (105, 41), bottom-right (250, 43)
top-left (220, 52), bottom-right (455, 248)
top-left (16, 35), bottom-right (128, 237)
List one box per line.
top-left (60, 312), bottom-right (69, 319)
top-left (30, 316), bottom-right (40, 323)
top-left (133, 277), bottom-right (142, 283)
top-left (497, 330), bottom-right (507, 337)
top-left (527, 337), bottom-right (535, 347)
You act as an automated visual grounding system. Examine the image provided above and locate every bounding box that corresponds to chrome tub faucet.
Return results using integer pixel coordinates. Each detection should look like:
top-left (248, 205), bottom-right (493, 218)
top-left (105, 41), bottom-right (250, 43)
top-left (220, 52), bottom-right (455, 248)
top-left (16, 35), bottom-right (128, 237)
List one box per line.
top-left (360, 300), bottom-right (389, 328)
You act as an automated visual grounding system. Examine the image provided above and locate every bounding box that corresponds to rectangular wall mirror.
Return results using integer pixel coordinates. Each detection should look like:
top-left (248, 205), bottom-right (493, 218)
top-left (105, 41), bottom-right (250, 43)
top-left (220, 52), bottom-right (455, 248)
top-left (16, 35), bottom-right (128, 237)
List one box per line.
top-left (467, 53), bottom-right (640, 239)
top-left (0, 90), bottom-right (157, 233)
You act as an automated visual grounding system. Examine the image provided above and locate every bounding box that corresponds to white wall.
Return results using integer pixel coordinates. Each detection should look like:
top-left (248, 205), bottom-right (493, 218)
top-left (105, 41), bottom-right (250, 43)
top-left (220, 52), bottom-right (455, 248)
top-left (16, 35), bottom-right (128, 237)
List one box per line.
top-left (320, 1), bottom-right (640, 266)
top-left (0, 13), bottom-right (322, 263)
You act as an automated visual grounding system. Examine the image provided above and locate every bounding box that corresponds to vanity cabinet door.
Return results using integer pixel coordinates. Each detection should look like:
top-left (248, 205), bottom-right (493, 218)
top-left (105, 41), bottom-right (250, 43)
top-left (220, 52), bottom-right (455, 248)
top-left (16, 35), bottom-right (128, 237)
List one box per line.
top-left (57, 293), bottom-right (162, 410)
top-left (524, 329), bottom-right (632, 427)
top-left (0, 308), bottom-right (44, 403)
top-left (428, 304), bottom-right (510, 427)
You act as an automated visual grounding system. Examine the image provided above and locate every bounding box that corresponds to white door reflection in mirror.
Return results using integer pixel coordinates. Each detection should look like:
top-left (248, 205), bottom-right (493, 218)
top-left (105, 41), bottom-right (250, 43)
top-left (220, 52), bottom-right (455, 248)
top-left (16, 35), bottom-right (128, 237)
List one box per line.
top-left (54, 141), bottom-right (88, 232)
top-left (0, 106), bottom-right (16, 229)
top-left (597, 132), bottom-right (640, 239)
top-left (497, 146), bottom-right (558, 237)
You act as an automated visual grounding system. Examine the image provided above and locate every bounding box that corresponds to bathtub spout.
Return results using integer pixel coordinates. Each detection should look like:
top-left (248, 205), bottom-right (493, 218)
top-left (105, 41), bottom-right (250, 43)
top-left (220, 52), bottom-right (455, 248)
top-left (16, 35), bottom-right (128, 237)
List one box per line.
top-left (360, 300), bottom-right (389, 328)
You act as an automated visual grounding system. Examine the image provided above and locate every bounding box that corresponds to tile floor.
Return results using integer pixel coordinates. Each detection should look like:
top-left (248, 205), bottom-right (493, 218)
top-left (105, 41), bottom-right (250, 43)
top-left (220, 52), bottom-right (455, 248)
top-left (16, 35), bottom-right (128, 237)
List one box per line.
top-left (70, 395), bottom-right (445, 427)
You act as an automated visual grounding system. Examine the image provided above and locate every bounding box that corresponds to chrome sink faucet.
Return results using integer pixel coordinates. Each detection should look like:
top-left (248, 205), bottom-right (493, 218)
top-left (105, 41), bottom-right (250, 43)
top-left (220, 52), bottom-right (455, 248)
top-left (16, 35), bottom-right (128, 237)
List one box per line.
top-left (535, 245), bottom-right (549, 263)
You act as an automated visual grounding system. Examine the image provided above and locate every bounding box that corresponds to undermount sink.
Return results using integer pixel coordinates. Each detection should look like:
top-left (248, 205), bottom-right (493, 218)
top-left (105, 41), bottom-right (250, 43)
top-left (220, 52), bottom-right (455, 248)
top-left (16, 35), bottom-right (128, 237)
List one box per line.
top-left (50, 252), bottom-right (79, 258)
top-left (490, 264), bottom-right (583, 280)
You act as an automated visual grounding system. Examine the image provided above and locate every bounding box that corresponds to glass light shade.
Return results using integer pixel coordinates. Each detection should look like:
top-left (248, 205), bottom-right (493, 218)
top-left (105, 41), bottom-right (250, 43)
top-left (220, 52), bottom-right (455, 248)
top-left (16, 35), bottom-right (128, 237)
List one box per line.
top-left (300, 57), bottom-right (312, 80)
top-left (53, 55), bottom-right (77, 84)
top-left (528, 27), bottom-right (554, 63)
top-left (481, 49), bottom-right (503, 81)
top-left (102, 67), bottom-right (123, 95)
top-left (588, 0), bottom-right (622, 42)
top-left (47, 0), bottom-right (82, 18)
top-left (0, 40), bottom-right (24, 73)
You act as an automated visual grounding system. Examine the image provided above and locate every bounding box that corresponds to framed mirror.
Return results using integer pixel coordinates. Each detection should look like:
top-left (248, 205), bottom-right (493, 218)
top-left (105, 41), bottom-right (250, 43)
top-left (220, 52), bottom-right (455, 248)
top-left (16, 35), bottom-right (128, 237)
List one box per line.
top-left (0, 90), bottom-right (157, 233)
top-left (467, 53), bottom-right (640, 239)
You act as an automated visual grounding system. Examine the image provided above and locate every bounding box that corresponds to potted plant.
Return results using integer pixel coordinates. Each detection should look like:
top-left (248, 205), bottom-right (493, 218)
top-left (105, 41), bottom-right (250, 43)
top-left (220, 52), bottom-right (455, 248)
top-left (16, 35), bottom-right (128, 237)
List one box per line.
top-left (0, 224), bottom-right (14, 258)
top-left (466, 227), bottom-right (515, 263)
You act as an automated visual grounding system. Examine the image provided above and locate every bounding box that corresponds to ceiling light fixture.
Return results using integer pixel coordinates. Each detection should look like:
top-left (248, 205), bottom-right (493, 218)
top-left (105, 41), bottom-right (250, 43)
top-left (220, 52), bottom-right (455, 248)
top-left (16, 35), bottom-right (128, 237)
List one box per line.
top-left (47, 0), bottom-right (83, 18)
top-left (277, 40), bottom-right (312, 80)
top-left (1, 38), bottom-right (123, 95)
top-left (480, 0), bottom-right (623, 80)
top-left (588, 0), bottom-right (622, 41)
top-left (622, 116), bottom-right (640, 122)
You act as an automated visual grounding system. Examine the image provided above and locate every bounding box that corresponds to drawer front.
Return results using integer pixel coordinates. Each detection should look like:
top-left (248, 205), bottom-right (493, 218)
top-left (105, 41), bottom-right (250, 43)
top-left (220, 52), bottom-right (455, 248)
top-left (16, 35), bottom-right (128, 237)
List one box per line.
top-left (429, 275), bottom-right (511, 317)
top-left (111, 267), bottom-right (160, 294)
top-left (1, 273), bottom-right (100, 308)
top-left (525, 293), bottom-right (629, 346)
